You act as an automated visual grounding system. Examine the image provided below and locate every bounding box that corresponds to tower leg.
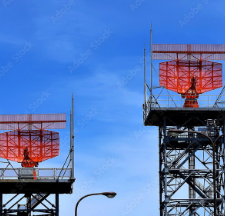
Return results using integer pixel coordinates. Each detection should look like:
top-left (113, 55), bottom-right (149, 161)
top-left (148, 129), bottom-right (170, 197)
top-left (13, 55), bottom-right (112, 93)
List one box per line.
top-left (26, 194), bottom-right (31, 216)
top-left (0, 193), bottom-right (2, 216)
top-left (159, 127), bottom-right (163, 216)
top-left (55, 193), bottom-right (59, 216)
top-left (223, 117), bottom-right (225, 213)
top-left (188, 129), bottom-right (196, 215)
top-left (163, 117), bottom-right (168, 216)
top-left (189, 152), bottom-right (196, 214)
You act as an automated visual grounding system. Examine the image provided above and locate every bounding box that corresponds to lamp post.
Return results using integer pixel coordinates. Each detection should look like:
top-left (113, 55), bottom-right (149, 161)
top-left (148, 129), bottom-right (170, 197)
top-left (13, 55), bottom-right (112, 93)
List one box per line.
top-left (75, 192), bottom-right (117, 216)
top-left (168, 129), bottom-right (225, 216)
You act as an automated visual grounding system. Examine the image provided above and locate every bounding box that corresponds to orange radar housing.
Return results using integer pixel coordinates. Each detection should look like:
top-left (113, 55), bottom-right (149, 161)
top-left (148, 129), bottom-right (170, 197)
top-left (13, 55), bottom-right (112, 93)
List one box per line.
top-left (159, 60), bottom-right (223, 107)
top-left (159, 60), bottom-right (223, 94)
top-left (0, 114), bottom-right (66, 167)
top-left (152, 44), bottom-right (225, 108)
top-left (0, 130), bottom-right (59, 167)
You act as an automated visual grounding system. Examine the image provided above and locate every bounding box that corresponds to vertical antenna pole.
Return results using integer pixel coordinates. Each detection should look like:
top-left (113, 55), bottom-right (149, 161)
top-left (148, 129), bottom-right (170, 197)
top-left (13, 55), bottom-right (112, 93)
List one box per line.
top-left (70, 94), bottom-right (75, 178)
top-left (70, 110), bottom-right (72, 168)
top-left (150, 24), bottom-right (153, 106)
top-left (144, 44), bottom-right (147, 105)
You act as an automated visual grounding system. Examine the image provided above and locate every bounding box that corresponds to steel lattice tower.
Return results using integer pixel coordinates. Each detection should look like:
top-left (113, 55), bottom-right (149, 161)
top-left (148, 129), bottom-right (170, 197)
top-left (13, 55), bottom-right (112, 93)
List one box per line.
top-left (143, 38), bottom-right (225, 215)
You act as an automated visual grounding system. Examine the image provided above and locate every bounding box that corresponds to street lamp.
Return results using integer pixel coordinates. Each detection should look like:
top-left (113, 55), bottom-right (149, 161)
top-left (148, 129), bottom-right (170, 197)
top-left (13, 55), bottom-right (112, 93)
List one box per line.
top-left (168, 129), bottom-right (225, 216)
top-left (75, 192), bottom-right (117, 216)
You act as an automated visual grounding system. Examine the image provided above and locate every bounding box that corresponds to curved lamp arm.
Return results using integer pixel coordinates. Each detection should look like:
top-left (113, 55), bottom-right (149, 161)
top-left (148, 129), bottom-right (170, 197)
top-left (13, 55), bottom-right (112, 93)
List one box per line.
top-left (75, 192), bottom-right (117, 216)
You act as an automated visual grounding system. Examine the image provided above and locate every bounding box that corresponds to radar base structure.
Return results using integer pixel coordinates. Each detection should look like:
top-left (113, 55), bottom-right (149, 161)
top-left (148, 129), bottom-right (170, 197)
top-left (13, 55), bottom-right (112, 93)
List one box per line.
top-left (0, 98), bottom-right (75, 216)
top-left (158, 48), bottom-right (223, 108)
top-left (143, 42), bottom-right (225, 215)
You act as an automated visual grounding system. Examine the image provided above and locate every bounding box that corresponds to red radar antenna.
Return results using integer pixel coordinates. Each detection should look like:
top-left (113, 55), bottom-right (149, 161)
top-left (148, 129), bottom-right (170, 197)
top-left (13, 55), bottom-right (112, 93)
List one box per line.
top-left (152, 44), bottom-right (224, 107)
top-left (0, 114), bottom-right (66, 167)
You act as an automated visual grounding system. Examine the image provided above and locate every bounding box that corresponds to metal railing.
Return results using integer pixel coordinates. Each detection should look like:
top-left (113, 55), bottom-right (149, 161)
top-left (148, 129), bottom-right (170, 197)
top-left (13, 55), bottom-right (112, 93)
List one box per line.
top-left (143, 95), bottom-right (225, 121)
top-left (0, 168), bottom-right (72, 180)
top-left (148, 95), bottom-right (225, 108)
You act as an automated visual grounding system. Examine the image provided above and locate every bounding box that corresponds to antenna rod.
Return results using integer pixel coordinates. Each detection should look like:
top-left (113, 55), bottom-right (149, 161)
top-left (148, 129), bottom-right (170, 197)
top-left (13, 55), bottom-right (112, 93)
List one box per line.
top-left (150, 24), bottom-right (153, 107)
top-left (144, 44), bottom-right (147, 105)
top-left (70, 94), bottom-right (75, 178)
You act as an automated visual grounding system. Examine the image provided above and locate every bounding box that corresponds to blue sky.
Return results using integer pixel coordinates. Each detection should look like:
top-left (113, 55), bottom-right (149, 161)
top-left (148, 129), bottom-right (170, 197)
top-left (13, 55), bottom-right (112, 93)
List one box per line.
top-left (0, 0), bottom-right (225, 215)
